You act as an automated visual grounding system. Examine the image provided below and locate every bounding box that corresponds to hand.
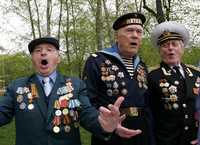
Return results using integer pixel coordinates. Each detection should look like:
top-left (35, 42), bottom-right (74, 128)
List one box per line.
top-left (190, 139), bottom-right (198, 145)
top-left (115, 123), bottom-right (142, 138)
top-left (98, 97), bottom-right (124, 132)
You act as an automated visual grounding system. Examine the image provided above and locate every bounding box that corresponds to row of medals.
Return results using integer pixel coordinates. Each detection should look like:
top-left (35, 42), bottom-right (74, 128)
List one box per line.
top-left (160, 79), bottom-right (179, 110)
top-left (100, 60), bottom-right (148, 97)
top-left (16, 84), bottom-right (38, 110)
top-left (52, 80), bottom-right (81, 133)
top-left (100, 60), bottom-right (128, 97)
top-left (160, 66), bottom-right (200, 110)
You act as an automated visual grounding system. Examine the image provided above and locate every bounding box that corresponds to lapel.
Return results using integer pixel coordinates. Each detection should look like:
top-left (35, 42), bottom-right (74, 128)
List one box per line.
top-left (47, 72), bottom-right (66, 123)
top-left (160, 62), bottom-right (197, 99)
top-left (29, 74), bottom-right (48, 119)
top-left (182, 64), bottom-right (196, 98)
top-left (160, 62), bottom-right (177, 85)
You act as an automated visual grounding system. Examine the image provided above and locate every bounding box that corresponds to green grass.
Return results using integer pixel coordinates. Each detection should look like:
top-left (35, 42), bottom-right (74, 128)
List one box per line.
top-left (0, 120), bottom-right (91, 145)
top-left (0, 120), bottom-right (16, 145)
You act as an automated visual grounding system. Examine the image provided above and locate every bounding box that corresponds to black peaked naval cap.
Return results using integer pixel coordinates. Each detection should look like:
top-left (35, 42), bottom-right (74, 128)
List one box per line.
top-left (113, 12), bottom-right (146, 30)
top-left (28, 36), bottom-right (59, 53)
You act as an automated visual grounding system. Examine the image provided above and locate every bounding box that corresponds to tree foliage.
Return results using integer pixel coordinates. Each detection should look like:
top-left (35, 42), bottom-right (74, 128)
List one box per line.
top-left (0, 0), bottom-right (200, 82)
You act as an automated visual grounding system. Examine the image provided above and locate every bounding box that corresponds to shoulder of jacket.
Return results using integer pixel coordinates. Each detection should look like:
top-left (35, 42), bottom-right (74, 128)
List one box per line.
top-left (185, 64), bottom-right (200, 72)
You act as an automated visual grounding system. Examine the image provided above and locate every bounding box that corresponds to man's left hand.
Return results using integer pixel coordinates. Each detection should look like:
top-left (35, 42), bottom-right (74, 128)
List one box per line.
top-left (98, 97), bottom-right (124, 132)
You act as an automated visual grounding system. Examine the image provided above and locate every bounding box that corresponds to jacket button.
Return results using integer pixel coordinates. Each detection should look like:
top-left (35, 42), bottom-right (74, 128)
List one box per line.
top-left (184, 126), bottom-right (189, 130)
top-left (182, 104), bottom-right (187, 108)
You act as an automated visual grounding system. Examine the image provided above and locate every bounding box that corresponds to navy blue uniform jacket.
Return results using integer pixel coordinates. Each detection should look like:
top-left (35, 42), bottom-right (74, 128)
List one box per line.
top-left (83, 44), bottom-right (154, 145)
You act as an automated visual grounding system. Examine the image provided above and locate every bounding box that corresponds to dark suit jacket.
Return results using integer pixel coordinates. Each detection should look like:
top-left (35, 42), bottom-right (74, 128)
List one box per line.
top-left (0, 72), bottom-right (105, 145)
top-left (148, 62), bottom-right (200, 145)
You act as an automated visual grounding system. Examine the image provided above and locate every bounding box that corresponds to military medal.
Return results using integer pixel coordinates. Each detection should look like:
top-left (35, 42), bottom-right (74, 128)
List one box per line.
top-left (23, 87), bottom-right (30, 93)
top-left (54, 100), bottom-right (60, 109)
top-left (172, 103), bottom-right (179, 109)
top-left (107, 89), bottom-right (112, 96)
top-left (63, 115), bottom-right (71, 124)
top-left (109, 75), bottom-right (116, 81)
top-left (121, 89), bottom-right (128, 95)
top-left (53, 126), bottom-right (60, 133)
top-left (31, 84), bottom-right (38, 97)
top-left (112, 65), bottom-right (119, 71)
top-left (117, 72), bottom-right (124, 78)
top-left (16, 87), bottom-right (24, 94)
top-left (55, 110), bottom-right (62, 116)
top-left (52, 80), bottom-right (81, 134)
top-left (19, 102), bottom-right (26, 110)
top-left (174, 81), bottom-right (179, 85)
top-left (105, 59), bottom-right (111, 65)
top-left (62, 108), bottom-right (69, 115)
top-left (64, 125), bottom-right (71, 133)
top-left (113, 89), bottom-right (119, 96)
top-left (28, 104), bottom-right (34, 110)
top-left (168, 85), bottom-right (177, 94)
top-left (121, 81), bottom-right (126, 86)
top-left (17, 95), bottom-right (23, 103)
top-left (27, 93), bottom-right (32, 99)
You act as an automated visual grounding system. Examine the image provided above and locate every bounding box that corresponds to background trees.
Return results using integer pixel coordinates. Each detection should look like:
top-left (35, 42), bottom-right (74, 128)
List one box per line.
top-left (0, 0), bottom-right (200, 81)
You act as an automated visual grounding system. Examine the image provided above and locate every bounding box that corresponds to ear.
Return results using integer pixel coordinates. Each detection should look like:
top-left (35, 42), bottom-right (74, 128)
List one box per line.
top-left (57, 54), bottom-right (61, 64)
top-left (114, 31), bottom-right (118, 42)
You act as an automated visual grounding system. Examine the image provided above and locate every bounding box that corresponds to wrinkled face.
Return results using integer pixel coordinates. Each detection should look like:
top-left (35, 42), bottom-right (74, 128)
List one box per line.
top-left (31, 43), bottom-right (60, 76)
top-left (116, 24), bottom-right (143, 57)
top-left (159, 39), bottom-right (184, 65)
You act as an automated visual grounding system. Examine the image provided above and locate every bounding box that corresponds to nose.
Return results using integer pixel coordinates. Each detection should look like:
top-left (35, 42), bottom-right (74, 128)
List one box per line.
top-left (131, 31), bottom-right (138, 39)
top-left (168, 43), bottom-right (174, 50)
top-left (40, 49), bottom-right (47, 56)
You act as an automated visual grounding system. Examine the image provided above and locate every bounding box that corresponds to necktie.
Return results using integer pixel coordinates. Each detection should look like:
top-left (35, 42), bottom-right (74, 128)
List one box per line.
top-left (43, 77), bottom-right (52, 96)
top-left (173, 66), bottom-right (184, 79)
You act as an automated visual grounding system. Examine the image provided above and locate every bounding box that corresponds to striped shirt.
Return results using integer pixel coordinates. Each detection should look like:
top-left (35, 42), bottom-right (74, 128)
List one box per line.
top-left (121, 57), bottom-right (135, 78)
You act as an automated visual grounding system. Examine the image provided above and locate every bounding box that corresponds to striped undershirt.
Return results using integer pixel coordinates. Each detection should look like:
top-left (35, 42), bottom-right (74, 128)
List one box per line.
top-left (121, 57), bottom-right (135, 78)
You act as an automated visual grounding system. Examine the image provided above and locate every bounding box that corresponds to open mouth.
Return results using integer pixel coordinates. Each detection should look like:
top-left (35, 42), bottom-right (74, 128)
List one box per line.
top-left (41, 59), bottom-right (48, 65)
top-left (130, 42), bottom-right (137, 47)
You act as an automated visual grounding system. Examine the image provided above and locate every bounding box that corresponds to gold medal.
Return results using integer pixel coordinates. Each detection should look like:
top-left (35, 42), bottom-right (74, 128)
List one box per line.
top-left (31, 84), bottom-right (38, 97)
top-left (169, 95), bottom-right (178, 102)
top-left (54, 100), bottom-right (60, 109)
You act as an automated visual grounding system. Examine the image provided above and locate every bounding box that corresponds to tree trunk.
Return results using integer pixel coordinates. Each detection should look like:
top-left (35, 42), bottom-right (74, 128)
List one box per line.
top-left (70, 0), bottom-right (78, 57)
top-left (47, 0), bottom-right (52, 35)
top-left (143, 0), bottom-right (166, 23)
top-left (96, 0), bottom-right (103, 50)
top-left (34, 0), bottom-right (41, 37)
top-left (64, 0), bottom-right (70, 63)
top-left (57, 0), bottom-right (63, 42)
top-left (156, 0), bottom-right (165, 23)
top-left (27, 0), bottom-right (36, 39)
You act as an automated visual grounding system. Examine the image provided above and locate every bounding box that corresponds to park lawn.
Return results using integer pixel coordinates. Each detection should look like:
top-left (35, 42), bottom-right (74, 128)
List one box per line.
top-left (0, 120), bottom-right (91, 145)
